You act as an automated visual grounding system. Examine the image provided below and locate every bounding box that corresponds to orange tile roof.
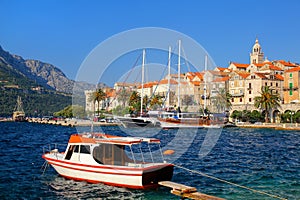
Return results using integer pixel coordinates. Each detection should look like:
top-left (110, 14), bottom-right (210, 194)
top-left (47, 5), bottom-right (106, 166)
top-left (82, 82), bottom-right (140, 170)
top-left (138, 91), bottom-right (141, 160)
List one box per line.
top-left (191, 81), bottom-right (202, 86)
top-left (254, 73), bottom-right (268, 79)
top-left (278, 60), bottom-right (297, 67)
top-left (137, 81), bottom-right (159, 89)
top-left (216, 67), bottom-right (228, 72)
top-left (106, 89), bottom-right (116, 97)
top-left (274, 74), bottom-right (284, 81)
top-left (231, 62), bottom-right (249, 68)
top-left (157, 79), bottom-right (178, 85)
top-left (236, 71), bottom-right (250, 78)
top-left (212, 76), bottom-right (230, 82)
top-left (269, 65), bottom-right (283, 71)
top-left (286, 66), bottom-right (300, 72)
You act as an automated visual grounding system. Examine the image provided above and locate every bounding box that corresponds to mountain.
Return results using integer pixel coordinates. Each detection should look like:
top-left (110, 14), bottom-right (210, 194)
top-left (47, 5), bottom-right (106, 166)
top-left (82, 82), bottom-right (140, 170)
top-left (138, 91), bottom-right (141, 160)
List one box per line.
top-left (0, 45), bottom-right (95, 94)
top-left (0, 45), bottom-right (102, 117)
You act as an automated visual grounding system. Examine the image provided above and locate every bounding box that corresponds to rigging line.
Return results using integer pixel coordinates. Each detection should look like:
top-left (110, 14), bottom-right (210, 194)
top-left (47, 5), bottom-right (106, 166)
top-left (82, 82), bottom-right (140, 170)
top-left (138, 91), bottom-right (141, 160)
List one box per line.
top-left (107, 52), bottom-right (143, 106)
top-left (181, 45), bottom-right (192, 73)
top-left (150, 43), bottom-right (180, 108)
top-left (174, 164), bottom-right (288, 200)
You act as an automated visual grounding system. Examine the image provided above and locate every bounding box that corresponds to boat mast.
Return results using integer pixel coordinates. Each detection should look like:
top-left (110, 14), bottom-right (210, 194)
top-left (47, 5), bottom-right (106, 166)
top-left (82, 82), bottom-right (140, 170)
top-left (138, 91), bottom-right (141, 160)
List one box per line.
top-left (177, 40), bottom-right (181, 113)
top-left (204, 55), bottom-right (207, 114)
top-left (167, 46), bottom-right (171, 108)
top-left (140, 49), bottom-right (145, 116)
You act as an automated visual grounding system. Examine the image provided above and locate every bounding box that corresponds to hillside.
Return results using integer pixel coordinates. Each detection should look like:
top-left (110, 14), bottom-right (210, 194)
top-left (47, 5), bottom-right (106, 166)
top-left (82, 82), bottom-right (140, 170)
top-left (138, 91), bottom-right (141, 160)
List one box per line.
top-left (0, 45), bottom-right (95, 94)
top-left (0, 45), bottom-right (95, 117)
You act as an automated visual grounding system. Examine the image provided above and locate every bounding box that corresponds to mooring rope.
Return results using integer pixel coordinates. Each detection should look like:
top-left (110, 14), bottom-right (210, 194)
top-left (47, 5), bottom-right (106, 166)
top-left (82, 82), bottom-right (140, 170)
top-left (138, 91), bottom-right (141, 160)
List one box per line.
top-left (174, 164), bottom-right (287, 200)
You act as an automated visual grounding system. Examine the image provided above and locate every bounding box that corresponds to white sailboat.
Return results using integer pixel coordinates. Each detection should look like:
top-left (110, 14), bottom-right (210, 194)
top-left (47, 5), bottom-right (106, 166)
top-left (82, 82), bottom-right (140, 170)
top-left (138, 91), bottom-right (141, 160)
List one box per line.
top-left (117, 49), bottom-right (160, 128)
top-left (158, 41), bottom-right (223, 128)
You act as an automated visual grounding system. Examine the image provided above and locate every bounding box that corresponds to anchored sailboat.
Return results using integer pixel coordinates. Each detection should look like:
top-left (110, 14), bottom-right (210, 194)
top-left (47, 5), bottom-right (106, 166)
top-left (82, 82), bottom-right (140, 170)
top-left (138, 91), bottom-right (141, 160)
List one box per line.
top-left (158, 41), bottom-right (224, 128)
top-left (116, 49), bottom-right (160, 128)
top-left (12, 96), bottom-right (26, 122)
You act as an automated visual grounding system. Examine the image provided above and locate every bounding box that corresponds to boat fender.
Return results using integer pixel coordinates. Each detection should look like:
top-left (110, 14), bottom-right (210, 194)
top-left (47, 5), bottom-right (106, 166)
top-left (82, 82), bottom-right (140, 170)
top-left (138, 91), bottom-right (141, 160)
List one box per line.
top-left (163, 149), bottom-right (175, 155)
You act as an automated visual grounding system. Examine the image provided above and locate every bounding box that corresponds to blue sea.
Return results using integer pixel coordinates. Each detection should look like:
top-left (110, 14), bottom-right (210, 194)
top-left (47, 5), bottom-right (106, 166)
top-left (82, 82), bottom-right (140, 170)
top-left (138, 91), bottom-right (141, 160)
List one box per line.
top-left (0, 122), bottom-right (299, 199)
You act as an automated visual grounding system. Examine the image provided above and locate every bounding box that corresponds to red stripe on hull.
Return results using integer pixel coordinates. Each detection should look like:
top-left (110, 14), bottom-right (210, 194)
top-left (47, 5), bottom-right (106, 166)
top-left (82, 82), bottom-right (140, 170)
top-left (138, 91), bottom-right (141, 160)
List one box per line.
top-left (43, 154), bottom-right (173, 171)
top-left (48, 161), bottom-right (141, 176)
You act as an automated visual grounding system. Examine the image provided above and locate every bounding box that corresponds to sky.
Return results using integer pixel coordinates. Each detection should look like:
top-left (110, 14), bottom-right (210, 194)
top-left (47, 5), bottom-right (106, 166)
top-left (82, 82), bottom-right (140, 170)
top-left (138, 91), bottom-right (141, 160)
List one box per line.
top-left (1, 0), bottom-right (300, 86)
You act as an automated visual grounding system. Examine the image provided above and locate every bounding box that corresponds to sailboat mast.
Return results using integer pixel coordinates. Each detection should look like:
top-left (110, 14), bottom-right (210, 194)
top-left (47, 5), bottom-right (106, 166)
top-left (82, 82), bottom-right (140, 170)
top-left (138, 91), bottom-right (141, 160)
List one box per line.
top-left (204, 55), bottom-right (207, 113)
top-left (140, 49), bottom-right (145, 116)
top-left (167, 46), bottom-right (171, 108)
top-left (177, 40), bottom-right (181, 111)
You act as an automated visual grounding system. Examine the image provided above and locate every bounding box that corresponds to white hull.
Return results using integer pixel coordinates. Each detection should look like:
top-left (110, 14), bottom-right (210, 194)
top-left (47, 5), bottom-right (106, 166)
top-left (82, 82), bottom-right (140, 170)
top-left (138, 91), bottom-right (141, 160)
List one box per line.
top-left (159, 120), bottom-right (222, 129)
top-left (43, 153), bottom-right (173, 189)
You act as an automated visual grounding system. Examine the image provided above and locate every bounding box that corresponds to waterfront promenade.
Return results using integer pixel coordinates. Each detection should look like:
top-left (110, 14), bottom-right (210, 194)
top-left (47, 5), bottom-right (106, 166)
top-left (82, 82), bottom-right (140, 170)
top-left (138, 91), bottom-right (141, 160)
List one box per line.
top-left (27, 118), bottom-right (119, 127)
top-left (24, 117), bottom-right (300, 130)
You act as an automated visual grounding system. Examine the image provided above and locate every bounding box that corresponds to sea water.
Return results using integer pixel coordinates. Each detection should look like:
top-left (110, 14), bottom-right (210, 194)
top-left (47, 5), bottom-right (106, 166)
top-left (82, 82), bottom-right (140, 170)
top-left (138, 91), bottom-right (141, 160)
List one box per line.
top-left (0, 122), bottom-right (299, 199)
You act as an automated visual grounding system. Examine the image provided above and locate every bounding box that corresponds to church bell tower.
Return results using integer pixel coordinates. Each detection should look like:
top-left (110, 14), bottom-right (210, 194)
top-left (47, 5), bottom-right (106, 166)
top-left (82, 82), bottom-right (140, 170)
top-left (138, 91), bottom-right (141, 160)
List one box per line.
top-left (250, 38), bottom-right (264, 64)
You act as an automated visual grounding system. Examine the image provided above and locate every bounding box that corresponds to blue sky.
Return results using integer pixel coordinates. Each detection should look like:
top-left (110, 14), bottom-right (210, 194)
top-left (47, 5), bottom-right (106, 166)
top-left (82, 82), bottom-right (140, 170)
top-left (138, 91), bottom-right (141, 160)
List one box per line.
top-left (1, 0), bottom-right (300, 86)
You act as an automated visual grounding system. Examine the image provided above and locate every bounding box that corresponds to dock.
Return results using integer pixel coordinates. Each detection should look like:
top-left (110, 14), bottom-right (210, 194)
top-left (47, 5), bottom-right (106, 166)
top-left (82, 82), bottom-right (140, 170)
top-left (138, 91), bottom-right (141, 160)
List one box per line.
top-left (27, 118), bottom-right (119, 127)
top-left (158, 181), bottom-right (225, 200)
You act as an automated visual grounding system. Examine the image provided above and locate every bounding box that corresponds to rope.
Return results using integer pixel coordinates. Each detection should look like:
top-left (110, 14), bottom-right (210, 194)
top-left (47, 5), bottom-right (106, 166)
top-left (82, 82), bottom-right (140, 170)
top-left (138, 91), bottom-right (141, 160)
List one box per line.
top-left (174, 164), bottom-right (287, 200)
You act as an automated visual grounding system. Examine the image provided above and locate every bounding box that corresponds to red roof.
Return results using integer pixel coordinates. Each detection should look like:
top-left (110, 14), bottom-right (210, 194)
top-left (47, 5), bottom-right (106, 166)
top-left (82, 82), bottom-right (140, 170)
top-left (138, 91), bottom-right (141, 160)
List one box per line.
top-left (212, 76), bottom-right (230, 82)
top-left (216, 67), bottom-right (228, 72)
top-left (158, 79), bottom-right (178, 85)
top-left (191, 81), bottom-right (202, 86)
top-left (274, 74), bottom-right (284, 81)
top-left (278, 60), bottom-right (297, 67)
top-left (231, 62), bottom-right (249, 68)
top-left (254, 73), bottom-right (268, 79)
top-left (269, 65), bottom-right (283, 71)
top-left (236, 72), bottom-right (250, 78)
top-left (286, 66), bottom-right (300, 72)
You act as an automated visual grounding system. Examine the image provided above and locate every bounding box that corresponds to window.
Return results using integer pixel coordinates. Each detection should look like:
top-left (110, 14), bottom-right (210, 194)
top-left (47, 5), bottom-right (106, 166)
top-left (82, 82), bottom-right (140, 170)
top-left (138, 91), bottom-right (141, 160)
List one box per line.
top-left (290, 73), bottom-right (293, 78)
top-left (265, 82), bottom-right (267, 86)
top-left (249, 90), bottom-right (252, 94)
top-left (276, 83), bottom-right (278, 87)
top-left (232, 98), bottom-right (234, 102)
top-left (240, 98), bottom-right (242, 102)
top-left (249, 83), bottom-right (252, 88)
top-left (80, 145), bottom-right (91, 154)
top-left (270, 82), bottom-right (273, 86)
top-left (289, 82), bottom-right (293, 95)
top-left (249, 98), bottom-right (252, 102)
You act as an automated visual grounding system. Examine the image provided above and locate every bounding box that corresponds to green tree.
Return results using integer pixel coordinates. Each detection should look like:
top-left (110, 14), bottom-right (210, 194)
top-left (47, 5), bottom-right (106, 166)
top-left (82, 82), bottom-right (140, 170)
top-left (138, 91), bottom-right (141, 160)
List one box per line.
top-left (211, 88), bottom-right (232, 113)
top-left (89, 88), bottom-right (106, 116)
top-left (254, 86), bottom-right (281, 123)
top-left (54, 105), bottom-right (85, 118)
top-left (150, 94), bottom-right (163, 109)
top-left (129, 91), bottom-right (141, 111)
top-left (231, 110), bottom-right (242, 122)
top-left (249, 110), bottom-right (264, 123)
top-left (117, 88), bottom-right (130, 107)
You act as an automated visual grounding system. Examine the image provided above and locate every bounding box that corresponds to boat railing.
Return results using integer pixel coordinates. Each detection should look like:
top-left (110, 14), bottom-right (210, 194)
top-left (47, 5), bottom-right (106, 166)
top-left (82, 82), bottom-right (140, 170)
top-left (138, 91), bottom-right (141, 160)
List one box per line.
top-left (42, 143), bottom-right (67, 155)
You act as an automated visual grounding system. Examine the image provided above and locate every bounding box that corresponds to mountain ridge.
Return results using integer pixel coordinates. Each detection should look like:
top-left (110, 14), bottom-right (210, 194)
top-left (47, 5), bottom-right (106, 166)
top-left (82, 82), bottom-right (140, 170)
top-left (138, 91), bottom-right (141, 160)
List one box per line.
top-left (0, 45), bottom-right (96, 94)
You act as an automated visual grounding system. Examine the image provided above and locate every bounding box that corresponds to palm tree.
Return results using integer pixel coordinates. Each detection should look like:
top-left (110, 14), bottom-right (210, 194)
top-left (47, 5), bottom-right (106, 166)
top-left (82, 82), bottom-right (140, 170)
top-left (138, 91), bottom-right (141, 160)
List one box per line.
top-left (150, 94), bottom-right (163, 109)
top-left (90, 88), bottom-right (106, 116)
top-left (129, 91), bottom-right (141, 112)
top-left (212, 88), bottom-right (232, 113)
top-left (117, 88), bottom-right (130, 107)
top-left (254, 86), bottom-right (281, 123)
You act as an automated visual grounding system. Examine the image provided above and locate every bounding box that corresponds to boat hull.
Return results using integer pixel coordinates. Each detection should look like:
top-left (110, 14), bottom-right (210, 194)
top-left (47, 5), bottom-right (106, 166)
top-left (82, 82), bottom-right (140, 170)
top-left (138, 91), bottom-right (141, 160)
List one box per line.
top-left (117, 117), bottom-right (161, 128)
top-left (43, 154), bottom-right (173, 189)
